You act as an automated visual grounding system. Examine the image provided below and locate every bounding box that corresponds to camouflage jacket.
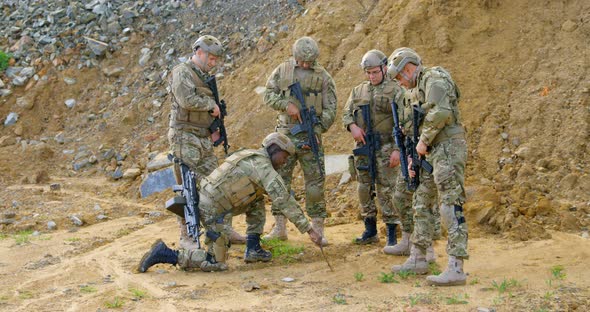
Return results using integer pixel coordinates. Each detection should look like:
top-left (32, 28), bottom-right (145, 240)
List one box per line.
top-left (200, 148), bottom-right (312, 233)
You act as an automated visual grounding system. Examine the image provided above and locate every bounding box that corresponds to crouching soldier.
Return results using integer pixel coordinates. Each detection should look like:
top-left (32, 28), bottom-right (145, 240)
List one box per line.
top-left (138, 132), bottom-right (323, 273)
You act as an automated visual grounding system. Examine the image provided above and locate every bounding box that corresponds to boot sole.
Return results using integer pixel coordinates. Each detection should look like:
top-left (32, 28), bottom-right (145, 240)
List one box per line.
top-left (353, 237), bottom-right (379, 245)
top-left (137, 239), bottom-right (164, 273)
top-left (244, 258), bottom-right (272, 263)
top-left (426, 279), bottom-right (466, 286)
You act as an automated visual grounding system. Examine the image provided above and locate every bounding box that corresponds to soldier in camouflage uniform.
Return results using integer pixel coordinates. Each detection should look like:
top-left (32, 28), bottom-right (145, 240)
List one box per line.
top-left (168, 35), bottom-right (245, 248)
top-left (386, 87), bottom-right (440, 260)
top-left (263, 37), bottom-right (337, 246)
top-left (138, 132), bottom-right (323, 273)
top-left (388, 47), bottom-right (469, 286)
top-left (342, 50), bottom-right (407, 251)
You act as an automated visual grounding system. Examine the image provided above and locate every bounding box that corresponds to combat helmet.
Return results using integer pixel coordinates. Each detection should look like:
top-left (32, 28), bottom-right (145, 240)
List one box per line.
top-left (292, 37), bottom-right (319, 62)
top-left (262, 132), bottom-right (296, 155)
top-left (192, 35), bottom-right (223, 56)
top-left (387, 47), bottom-right (421, 78)
top-left (360, 49), bottom-right (387, 70)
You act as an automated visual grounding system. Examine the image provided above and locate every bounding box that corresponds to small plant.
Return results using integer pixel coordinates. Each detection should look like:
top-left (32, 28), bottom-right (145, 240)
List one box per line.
top-left (80, 285), bottom-right (97, 293)
top-left (377, 272), bottom-right (399, 284)
top-left (354, 272), bottom-right (364, 282)
top-left (115, 229), bottom-right (131, 237)
top-left (105, 297), bottom-right (124, 308)
top-left (0, 233), bottom-right (8, 240)
top-left (0, 50), bottom-right (12, 72)
top-left (38, 235), bottom-right (52, 241)
top-left (446, 294), bottom-right (469, 305)
top-left (545, 279), bottom-right (553, 287)
top-left (491, 278), bottom-right (519, 294)
top-left (409, 294), bottom-right (421, 307)
top-left (550, 265), bottom-right (566, 280)
top-left (428, 262), bottom-right (441, 275)
top-left (261, 238), bottom-right (304, 263)
top-left (14, 230), bottom-right (34, 245)
top-left (18, 290), bottom-right (33, 300)
top-left (543, 291), bottom-right (554, 300)
top-left (469, 277), bottom-right (479, 285)
top-left (397, 270), bottom-right (416, 280)
top-left (332, 293), bottom-right (347, 305)
top-left (65, 237), bottom-right (81, 242)
top-left (129, 288), bottom-right (146, 299)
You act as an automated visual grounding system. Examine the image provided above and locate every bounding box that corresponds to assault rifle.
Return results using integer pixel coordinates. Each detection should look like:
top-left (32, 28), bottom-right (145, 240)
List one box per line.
top-left (391, 99), bottom-right (411, 190)
top-left (165, 154), bottom-right (202, 249)
top-left (352, 104), bottom-right (380, 198)
top-left (289, 81), bottom-right (324, 177)
top-left (406, 106), bottom-right (433, 189)
top-left (206, 75), bottom-right (230, 155)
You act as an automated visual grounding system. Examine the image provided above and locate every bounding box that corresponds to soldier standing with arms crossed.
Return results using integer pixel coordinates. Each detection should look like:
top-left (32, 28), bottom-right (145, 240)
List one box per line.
top-left (168, 35), bottom-right (245, 250)
top-left (263, 37), bottom-right (337, 246)
top-left (388, 47), bottom-right (469, 286)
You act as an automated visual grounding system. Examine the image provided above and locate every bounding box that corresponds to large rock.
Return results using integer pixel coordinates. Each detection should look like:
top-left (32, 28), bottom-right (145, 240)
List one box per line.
top-left (140, 167), bottom-right (177, 198)
top-left (146, 152), bottom-right (173, 172)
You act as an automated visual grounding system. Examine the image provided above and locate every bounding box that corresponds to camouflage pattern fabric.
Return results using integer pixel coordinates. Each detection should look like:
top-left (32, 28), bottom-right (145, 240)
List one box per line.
top-left (176, 148), bottom-right (313, 268)
top-left (264, 58), bottom-right (337, 220)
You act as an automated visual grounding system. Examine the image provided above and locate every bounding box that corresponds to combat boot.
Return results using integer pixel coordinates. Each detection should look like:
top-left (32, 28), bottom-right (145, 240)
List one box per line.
top-left (383, 230), bottom-right (410, 255)
top-left (354, 217), bottom-right (379, 244)
top-left (263, 215), bottom-right (288, 241)
top-left (137, 239), bottom-right (178, 273)
top-left (391, 245), bottom-right (429, 274)
top-left (311, 217), bottom-right (329, 246)
top-left (244, 234), bottom-right (272, 263)
top-left (426, 256), bottom-right (466, 286)
top-left (229, 228), bottom-right (246, 245)
top-left (426, 245), bottom-right (436, 263)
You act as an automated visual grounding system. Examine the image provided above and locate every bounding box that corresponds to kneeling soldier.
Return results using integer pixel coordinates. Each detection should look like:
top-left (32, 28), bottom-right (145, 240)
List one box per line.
top-left (138, 132), bottom-right (322, 273)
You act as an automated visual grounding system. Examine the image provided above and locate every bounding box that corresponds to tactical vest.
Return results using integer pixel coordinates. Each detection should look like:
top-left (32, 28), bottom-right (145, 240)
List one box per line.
top-left (350, 80), bottom-right (398, 143)
top-left (418, 66), bottom-right (464, 145)
top-left (200, 149), bottom-right (267, 211)
top-left (276, 59), bottom-right (324, 128)
top-left (168, 61), bottom-right (215, 133)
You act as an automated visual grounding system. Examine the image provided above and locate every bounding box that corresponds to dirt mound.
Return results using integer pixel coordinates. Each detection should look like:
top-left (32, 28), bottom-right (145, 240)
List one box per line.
top-left (1, 0), bottom-right (589, 236)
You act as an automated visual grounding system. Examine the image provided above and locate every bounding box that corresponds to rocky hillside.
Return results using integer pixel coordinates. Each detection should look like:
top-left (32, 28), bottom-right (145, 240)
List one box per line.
top-left (1, 0), bottom-right (589, 239)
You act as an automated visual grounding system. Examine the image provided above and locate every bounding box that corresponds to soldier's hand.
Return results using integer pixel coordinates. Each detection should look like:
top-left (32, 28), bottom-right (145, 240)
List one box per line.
top-left (302, 134), bottom-right (320, 150)
top-left (286, 102), bottom-right (302, 123)
top-left (210, 104), bottom-right (221, 118)
top-left (349, 124), bottom-right (366, 145)
top-left (389, 150), bottom-right (401, 168)
top-left (408, 158), bottom-right (416, 178)
top-left (307, 227), bottom-right (322, 246)
top-left (211, 130), bottom-right (222, 144)
top-left (416, 140), bottom-right (428, 156)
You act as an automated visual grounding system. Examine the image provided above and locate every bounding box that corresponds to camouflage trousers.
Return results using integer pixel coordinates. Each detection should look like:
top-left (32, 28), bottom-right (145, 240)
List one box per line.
top-left (354, 142), bottom-right (400, 224)
top-left (271, 132), bottom-right (326, 218)
top-left (177, 193), bottom-right (267, 269)
top-left (394, 170), bottom-right (441, 238)
top-left (168, 128), bottom-right (218, 181)
top-left (428, 138), bottom-right (468, 258)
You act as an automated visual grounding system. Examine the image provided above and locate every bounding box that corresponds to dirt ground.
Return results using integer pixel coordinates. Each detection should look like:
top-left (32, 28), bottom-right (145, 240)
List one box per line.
top-left (1, 0), bottom-right (589, 311)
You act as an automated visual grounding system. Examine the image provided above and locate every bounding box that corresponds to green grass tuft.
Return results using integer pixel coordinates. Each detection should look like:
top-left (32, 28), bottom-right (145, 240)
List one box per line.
top-left (354, 272), bottom-right (364, 282)
top-left (261, 238), bottom-right (304, 263)
top-left (105, 296), bottom-right (124, 308)
top-left (80, 285), bottom-right (97, 293)
top-left (377, 272), bottom-right (399, 284)
top-left (0, 50), bottom-right (11, 72)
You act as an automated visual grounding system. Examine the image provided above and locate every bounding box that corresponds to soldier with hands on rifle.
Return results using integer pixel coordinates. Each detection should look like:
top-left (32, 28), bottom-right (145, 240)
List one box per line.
top-left (341, 50), bottom-right (406, 251)
top-left (138, 133), bottom-right (323, 273)
top-left (388, 47), bottom-right (469, 286)
top-left (263, 37), bottom-right (337, 246)
top-left (167, 35), bottom-right (245, 249)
